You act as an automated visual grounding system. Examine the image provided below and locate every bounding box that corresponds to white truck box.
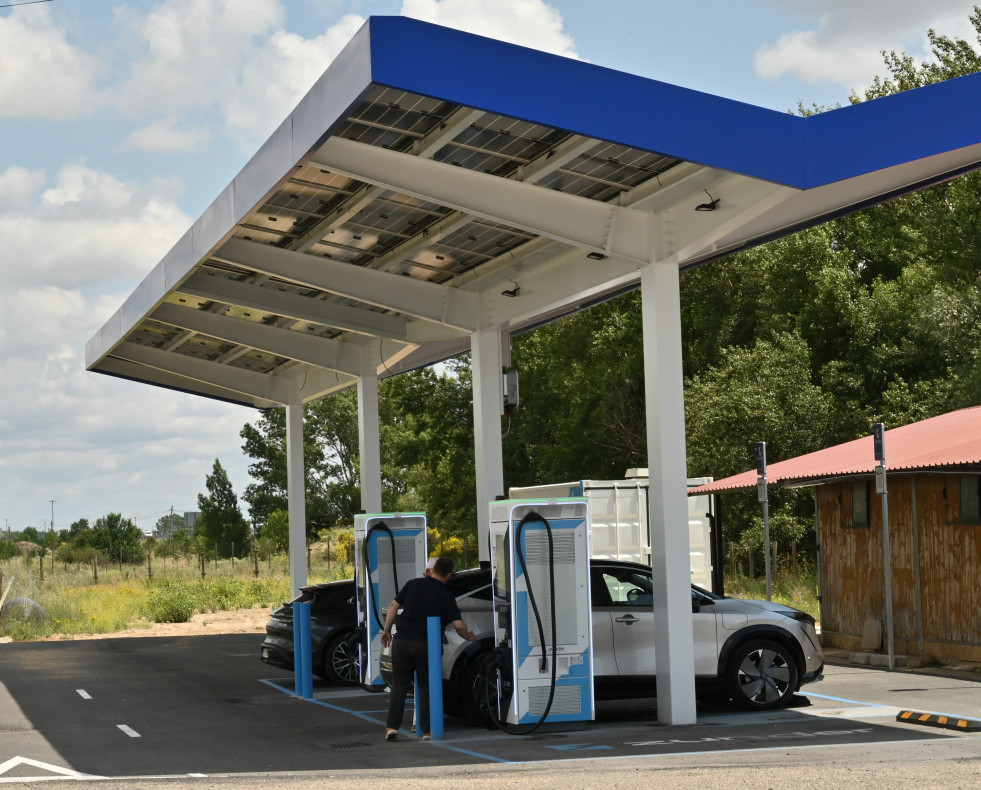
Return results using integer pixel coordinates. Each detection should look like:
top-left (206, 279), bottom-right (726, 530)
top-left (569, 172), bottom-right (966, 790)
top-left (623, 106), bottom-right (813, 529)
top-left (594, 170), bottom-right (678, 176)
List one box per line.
top-left (508, 473), bottom-right (717, 593)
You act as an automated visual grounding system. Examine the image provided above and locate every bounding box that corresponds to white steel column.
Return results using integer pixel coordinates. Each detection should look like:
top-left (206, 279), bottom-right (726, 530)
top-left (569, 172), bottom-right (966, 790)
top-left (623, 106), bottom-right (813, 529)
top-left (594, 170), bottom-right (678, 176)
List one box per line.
top-left (471, 326), bottom-right (505, 562)
top-left (358, 363), bottom-right (383, 513)
top-left (641, 259), bottom-right (698, 725)
top-left (286, 382), bottom-right (307, 599)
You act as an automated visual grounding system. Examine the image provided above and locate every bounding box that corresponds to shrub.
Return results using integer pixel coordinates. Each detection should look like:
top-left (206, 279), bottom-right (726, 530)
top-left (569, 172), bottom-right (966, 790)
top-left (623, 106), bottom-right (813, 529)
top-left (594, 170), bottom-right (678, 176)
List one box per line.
top-left (142, 580), bottom-right (195, 623)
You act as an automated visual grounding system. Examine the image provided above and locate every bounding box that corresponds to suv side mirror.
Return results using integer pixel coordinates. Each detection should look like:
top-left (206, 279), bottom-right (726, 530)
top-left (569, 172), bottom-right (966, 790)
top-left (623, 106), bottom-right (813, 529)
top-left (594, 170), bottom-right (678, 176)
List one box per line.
top-left (691, 593), bottom-right (701, 613)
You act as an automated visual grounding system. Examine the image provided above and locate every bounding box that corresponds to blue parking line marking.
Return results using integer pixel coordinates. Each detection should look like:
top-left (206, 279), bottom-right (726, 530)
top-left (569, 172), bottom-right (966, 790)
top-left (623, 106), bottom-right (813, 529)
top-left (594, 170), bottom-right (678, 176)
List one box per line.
top-left (259, 678), bottom-right (513, 764)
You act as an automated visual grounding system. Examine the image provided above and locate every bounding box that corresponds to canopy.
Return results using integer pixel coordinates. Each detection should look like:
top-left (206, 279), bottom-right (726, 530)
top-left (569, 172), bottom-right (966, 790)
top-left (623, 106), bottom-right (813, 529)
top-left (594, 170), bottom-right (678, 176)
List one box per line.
top-left (85, 16), bottom-right (981, 406)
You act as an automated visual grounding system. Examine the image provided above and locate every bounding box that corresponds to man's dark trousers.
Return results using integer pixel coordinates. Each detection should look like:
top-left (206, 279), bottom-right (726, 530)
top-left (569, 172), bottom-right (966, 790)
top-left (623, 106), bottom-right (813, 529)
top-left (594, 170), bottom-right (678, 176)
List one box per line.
top-left (386, 638), bottom-right (431, 733)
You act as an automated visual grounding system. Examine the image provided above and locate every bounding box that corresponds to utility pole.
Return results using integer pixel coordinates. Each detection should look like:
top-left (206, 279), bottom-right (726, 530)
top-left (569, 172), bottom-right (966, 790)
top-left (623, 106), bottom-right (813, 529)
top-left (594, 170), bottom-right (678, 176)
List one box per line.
top-left (49, 500), bottom-right (55, 534)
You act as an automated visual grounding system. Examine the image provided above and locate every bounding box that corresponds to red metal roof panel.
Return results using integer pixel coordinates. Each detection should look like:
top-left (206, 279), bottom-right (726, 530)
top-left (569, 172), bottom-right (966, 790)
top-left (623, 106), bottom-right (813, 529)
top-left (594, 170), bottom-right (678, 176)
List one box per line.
top-left (691, 405), bottom-right (981, 494)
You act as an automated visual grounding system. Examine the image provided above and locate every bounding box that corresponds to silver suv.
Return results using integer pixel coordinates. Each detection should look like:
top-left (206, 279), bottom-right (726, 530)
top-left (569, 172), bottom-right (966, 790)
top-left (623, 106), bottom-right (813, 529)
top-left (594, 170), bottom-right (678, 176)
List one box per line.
top-left (381, 559), bottom-right (823, 722)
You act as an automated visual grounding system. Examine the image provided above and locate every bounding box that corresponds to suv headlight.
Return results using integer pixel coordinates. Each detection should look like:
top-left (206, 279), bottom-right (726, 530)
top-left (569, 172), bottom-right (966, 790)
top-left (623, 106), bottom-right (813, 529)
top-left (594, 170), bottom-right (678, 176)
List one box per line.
top-left (778, 610), bottom-right (816, 627)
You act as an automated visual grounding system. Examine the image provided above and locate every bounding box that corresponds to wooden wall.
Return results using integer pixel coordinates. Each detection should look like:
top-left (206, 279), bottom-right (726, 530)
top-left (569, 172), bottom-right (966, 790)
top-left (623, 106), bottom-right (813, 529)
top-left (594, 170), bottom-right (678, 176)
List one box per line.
top-left (817, 475), bottom-right (981, 661)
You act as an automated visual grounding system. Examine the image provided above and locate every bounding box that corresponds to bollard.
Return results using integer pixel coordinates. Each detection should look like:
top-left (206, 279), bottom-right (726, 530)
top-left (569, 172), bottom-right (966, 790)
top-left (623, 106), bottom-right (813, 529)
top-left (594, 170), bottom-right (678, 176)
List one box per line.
top-left (293, 601), bottom-right (313, 699)
top-left (426, 616), bottom-right (444, 740)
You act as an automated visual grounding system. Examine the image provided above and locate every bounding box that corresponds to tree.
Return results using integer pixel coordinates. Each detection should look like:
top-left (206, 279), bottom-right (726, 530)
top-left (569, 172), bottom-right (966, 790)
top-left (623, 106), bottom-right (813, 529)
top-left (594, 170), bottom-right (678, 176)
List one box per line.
top-left (197, 459), bottom-right (250, 557)
top-left (154, 512), bottom-right (184, 536)
top-left (261, 508), bottom-right (290, 550)
top-left (90, 513), bottom-right (145, 563)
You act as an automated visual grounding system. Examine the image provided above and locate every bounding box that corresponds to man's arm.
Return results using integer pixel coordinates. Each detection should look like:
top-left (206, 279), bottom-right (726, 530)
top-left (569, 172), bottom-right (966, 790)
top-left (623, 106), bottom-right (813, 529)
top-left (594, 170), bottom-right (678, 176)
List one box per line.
top-left (380, 598), bottom-right (399, 648)
top-left (451, 619), bottom-right (477, 642)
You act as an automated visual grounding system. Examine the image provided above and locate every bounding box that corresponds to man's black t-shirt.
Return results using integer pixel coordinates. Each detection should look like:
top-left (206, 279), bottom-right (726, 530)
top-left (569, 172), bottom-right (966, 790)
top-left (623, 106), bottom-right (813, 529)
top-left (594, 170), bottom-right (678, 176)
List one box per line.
top-left (393, 576), bottom-right (462, 641)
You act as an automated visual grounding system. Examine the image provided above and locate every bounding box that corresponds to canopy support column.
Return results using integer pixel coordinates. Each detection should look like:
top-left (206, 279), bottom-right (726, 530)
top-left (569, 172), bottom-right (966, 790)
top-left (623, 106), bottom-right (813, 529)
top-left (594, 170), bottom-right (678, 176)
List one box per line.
top-left (472, 325), bottom-right (505, 562)
top-left (358, 360), bottom-right (383, 513)
top-left (641, 258), bottom-right (697, 725)
top-left (286, 381), bottom-right (307, 599)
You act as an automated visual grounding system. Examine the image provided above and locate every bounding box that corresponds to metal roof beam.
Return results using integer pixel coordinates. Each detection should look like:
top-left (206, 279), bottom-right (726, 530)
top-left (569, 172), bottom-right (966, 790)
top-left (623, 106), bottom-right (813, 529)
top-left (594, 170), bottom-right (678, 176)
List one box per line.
top-left (178, 271), bottom-right (463, 343)
top-left (152, 302), bottom-right (399, 377)
top-left (308, 137), bottom-right (652, 264)
top-left (96, 356), bottom-right (277, 408)
top-left (211, 237), bottom-right (482, 331)
top-left (112, 342), bottom-right (285, 403)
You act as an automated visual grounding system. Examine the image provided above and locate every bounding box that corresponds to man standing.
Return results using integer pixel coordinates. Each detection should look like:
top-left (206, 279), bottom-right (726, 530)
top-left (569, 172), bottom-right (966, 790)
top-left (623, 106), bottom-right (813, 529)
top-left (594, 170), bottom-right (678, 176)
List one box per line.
top-left (380, 557), bottom-right (476, 741)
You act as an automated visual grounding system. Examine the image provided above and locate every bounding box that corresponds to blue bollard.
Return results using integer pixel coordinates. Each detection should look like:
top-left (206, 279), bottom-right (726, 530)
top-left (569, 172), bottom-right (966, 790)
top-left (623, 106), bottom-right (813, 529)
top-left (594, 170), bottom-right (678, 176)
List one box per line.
top-left (294, 601), bottom-right (313, 699)
top-left (427, 616), bottom-right (444, 740)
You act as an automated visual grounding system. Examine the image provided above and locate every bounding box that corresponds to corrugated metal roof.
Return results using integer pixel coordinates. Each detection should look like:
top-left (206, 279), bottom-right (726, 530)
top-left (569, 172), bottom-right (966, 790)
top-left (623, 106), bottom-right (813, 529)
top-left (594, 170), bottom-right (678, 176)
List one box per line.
top-left (690, 406), bottom-right (981, 494)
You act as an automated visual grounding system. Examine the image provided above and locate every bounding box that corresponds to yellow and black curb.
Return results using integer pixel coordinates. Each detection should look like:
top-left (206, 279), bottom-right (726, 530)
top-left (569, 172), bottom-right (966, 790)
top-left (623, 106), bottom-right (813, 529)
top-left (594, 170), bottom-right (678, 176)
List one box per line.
top-left (897, 710), bottom-right (981, 732)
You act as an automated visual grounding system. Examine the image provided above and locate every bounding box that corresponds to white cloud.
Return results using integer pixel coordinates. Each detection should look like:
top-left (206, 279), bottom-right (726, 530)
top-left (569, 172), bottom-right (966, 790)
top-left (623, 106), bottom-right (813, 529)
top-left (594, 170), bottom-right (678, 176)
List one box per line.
top-left (755, 0), bottom-right (979, 87)
top-left (223, 13), bottom-right (366, 147)
top-left (400, 0), bottom-right (578, 58)
top-left (0, 5), bottom-right (103, 120)
top-left (0, 166), bottom-right (46, 211)
top-left (111, 0), bottom-right (285, 120)
top-left (0, 164), bottom-right (189, 289)
top-left (120, 118), bottom-right (212, 154)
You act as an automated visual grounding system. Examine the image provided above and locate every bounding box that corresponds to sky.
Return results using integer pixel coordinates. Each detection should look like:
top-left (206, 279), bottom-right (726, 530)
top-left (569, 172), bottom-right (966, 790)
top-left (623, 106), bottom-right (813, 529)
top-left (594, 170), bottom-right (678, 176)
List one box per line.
top-left (0, 0), bottom-right (978, 534)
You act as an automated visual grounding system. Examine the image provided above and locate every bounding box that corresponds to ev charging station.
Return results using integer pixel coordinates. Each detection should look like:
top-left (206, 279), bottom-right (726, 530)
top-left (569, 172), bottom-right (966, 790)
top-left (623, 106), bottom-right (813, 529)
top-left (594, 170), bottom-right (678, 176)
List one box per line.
top-left (354, 512), bottom-right (427, 688)
top-left (488, 498), bottom-right (593, 728)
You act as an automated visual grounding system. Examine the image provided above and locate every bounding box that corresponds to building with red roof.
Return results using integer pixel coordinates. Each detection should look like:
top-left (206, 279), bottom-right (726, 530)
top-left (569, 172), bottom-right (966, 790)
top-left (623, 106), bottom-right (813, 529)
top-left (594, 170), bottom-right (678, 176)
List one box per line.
top-left (691, 407), bottom-right (981, 663)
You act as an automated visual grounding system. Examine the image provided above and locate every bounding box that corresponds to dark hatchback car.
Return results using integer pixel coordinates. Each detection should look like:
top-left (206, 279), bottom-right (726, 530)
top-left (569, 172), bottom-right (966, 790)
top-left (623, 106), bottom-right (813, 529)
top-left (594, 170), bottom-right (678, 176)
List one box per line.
top-left (259, 571), bottom-right (490, 686)
top-left (259, 579), bottom-right (361, 685)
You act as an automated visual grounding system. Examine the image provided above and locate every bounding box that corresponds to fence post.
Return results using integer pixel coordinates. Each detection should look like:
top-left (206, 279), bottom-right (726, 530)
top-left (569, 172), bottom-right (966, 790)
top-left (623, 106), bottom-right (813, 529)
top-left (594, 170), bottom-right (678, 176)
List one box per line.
top-left (231, 543), bottom-right (235, 568)
top-left (307, 544), bottom-right (311, 572)
top-left (772, 542), bottom-right (778, 578)
top-left (148, 551), bottom-right (152, 580)
top-left (729, 542), bottom-right (735, 579)
top-left (119, 547), bottom-right (123, 573)
top-left (748, 542), bottom-right (755, 577)
top-left (327, 538), bottom-right (331, 569)
top-left (214, 543), bottom-right (218, 569)
top-left (199, 552), bottom-right (206, 579)
top-left (253, 548), bottom-right (259, 577)
top-left (93, 556), bottom-right (98, 584)
top-left (791, 540), bottom-right (798, 576)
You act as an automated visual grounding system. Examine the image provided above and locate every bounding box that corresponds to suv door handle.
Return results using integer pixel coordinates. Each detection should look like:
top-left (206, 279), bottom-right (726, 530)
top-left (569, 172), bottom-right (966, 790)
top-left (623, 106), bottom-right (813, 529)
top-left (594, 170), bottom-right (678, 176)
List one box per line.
top-left (615, 614), bottom-right (640, 624)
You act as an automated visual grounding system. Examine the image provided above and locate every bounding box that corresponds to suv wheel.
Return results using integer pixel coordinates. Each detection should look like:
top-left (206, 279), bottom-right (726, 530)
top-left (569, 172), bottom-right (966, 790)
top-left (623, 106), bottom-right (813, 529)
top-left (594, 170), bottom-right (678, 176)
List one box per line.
top-left (324, 631), bottom-right (361, 686)
top-left (461, 658), bottom-right (498, 727)
top-left (726, 638), bottom-right (798, 710)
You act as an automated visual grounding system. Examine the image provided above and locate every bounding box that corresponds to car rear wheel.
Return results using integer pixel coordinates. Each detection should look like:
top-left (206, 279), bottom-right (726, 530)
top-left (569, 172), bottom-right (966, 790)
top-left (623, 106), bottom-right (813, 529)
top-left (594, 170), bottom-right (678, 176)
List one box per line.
top-left (323, 631), bottom-right (361, 686)
top-left (726, 638), bottom-right (798, 710)
top-left (461, 657), bottom-right (498, 727)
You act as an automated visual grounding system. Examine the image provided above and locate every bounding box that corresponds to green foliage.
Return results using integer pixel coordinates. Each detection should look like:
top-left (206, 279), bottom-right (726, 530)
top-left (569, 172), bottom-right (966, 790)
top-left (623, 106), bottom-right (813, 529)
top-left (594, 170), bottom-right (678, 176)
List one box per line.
top-left (90, 513), bottom-right (145, 564)
top-left (142, 580), bottom-right (195, 623)
top-left (261, 509), bottom-right (290, 551)
top-left (154, 513), bottom-right (184, 535)
top-left (196, 459), bottom-right (251, 558)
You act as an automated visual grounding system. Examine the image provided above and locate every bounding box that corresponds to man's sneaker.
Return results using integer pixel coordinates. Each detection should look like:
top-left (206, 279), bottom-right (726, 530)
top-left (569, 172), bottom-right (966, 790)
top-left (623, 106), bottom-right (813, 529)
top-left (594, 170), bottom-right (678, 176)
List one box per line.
top-left (422, 733), bottom-right (431, 741)
top-left (385, 729), bottom-right (398, 741)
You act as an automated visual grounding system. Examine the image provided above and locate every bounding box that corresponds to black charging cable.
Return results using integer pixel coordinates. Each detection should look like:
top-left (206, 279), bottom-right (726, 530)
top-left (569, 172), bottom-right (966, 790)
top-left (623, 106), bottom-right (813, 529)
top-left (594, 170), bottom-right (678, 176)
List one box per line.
top-left (361, 522), bottom-right (399, 631)
top-left (484, 509), bottom-right (558, 735)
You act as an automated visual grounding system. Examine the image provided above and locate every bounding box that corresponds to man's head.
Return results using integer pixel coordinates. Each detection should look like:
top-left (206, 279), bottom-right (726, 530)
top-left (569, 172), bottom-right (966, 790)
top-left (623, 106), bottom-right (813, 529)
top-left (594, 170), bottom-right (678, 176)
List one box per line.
top-left (430, 556), bottom-right (454, 580)
top-left (424, 557), bottom-right (438, 576)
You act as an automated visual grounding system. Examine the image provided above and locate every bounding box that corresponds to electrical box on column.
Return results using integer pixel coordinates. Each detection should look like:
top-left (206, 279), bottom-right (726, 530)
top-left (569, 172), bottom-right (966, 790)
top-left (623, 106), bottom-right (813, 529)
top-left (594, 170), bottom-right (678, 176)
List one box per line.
top-left (488, 499), bottom-right (593, 729)
top-left (354, 513), bottom-right (427, 689)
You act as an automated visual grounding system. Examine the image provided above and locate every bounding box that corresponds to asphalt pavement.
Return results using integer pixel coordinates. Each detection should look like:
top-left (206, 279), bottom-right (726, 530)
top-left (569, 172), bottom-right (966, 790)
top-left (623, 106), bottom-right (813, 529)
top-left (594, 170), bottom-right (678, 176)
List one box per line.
top-left (1, 633), bottom-right (979, 785)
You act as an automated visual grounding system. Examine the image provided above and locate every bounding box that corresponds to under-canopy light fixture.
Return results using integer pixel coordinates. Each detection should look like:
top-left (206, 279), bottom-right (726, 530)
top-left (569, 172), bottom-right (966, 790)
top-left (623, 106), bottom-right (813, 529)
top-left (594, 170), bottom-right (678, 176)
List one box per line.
top-left (695, 190), bottom-right (720, 211)
top-left (501, 280), bottom-right (520, 297)
top-left (587, 251), bottom-right (606, 260)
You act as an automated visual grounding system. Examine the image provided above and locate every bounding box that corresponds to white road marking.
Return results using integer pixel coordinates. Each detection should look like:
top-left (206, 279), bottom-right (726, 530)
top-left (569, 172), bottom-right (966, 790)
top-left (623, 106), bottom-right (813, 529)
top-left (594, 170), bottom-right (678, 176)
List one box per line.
top-left (76, 689), bottom-right (92, 700)
top-left (0, 756), bottom-right (104, 781)
top-left (117, 724), bottom-right (141, 738)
